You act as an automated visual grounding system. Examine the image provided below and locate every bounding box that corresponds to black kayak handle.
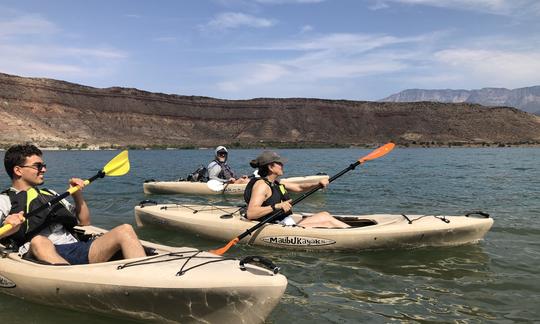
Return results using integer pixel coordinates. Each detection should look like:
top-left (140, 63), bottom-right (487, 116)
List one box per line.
top-left (465, 211), bottom-right (490, 218)
top-left (239, 256), bottom-right (280, 274)
top-left (139, 199), bottom-right (158, 208)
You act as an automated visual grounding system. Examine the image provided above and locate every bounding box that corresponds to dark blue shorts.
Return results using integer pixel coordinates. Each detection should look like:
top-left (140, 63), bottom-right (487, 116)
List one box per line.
top-left (55, 240), bottom-right (94, 265)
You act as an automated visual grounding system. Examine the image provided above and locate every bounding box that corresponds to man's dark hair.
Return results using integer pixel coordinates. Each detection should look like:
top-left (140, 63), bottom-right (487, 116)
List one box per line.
top-left (4, 144), bottom-right (43, 179)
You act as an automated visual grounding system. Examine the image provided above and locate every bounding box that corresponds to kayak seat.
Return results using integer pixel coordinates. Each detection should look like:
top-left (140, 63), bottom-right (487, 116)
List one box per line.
top-left (21, 251), bottom-right (69, 266)
top-left (20, 246), bottom-right (157, 265)
top-left (108, 245), bottom-right (158, 262)
top-left (335, 217), bottom-right (378, 228)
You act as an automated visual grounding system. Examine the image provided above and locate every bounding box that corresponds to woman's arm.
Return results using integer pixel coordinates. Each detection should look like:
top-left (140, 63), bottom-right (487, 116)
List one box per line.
top-left (283, 178), bottom-right (329, 193)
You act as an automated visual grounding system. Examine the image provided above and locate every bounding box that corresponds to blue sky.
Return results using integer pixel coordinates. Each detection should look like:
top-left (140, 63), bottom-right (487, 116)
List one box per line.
top-left (1, 0), bottom-right (539, 100)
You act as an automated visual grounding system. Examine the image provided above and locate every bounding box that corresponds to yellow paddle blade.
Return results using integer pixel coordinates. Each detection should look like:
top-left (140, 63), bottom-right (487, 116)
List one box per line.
top-left (358, 143), bottom-right (395, 164)
top-left (0, 223), bottom-right (13, 237)
top-left (102, 150), bottom-right (130, 176)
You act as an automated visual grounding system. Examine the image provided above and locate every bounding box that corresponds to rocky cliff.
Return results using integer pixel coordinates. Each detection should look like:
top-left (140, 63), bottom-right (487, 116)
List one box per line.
top-left (381, 86), bottom-right (540, 115)
top-left (1, 72), bottom-right (539, 148)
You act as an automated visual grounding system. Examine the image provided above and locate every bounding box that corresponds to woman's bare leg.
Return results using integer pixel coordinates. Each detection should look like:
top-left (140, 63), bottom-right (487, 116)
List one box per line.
top-left (297, 211), bottom-right (350, 228)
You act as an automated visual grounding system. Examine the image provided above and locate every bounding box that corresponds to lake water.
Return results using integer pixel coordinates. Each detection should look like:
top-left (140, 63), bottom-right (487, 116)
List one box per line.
top-left (0, 148), bottom-right (538, 323)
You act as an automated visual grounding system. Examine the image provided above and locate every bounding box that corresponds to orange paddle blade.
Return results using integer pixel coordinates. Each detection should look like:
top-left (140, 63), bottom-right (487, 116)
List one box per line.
top-left (209, 238), bottom-right (240, 256)
top-left (358, 142), bottom-right (395, 163)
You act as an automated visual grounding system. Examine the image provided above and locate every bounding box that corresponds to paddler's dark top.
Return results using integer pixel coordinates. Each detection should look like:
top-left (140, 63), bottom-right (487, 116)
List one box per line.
top-left (244, 178), bottom-right (291, 223)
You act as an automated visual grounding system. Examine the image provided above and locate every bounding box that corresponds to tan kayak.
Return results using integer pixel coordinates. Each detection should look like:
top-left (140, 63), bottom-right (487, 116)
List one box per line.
top-left (0, 225), bottom-right (287, 323)
top-left (143, 174), bottom-right (329, 195)
top-left (134, 203), bottom-right (494, 251)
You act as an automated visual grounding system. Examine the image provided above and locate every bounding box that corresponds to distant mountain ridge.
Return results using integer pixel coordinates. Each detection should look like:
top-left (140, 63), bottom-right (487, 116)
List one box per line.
top-left (1, 72), bottom-right (539, 148)
top-left (381, 86), bottom-right (540, 115)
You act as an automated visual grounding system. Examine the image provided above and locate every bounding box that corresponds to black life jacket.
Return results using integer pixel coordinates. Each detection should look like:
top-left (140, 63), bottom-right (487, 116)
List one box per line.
top-left (209, 160), bottom-right (235, 180)
top-left (244, 178), bottom-right (291, 223)
top-left (2, 187), bottom-right (78, 247)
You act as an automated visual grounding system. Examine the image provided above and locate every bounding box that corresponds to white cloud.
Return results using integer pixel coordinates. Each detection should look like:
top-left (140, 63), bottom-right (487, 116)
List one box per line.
top-left (242, 32), bottom-right (427, 54)
top-left (203, 32), bottom-right (427, 97)
top-left (434, 48), bottom-right (540, 86)
top-left (255, 0), bottom-right (326, 3)
top-left (58, 47), bottom-right (127, 59)
top-left (0, 43), bottom-right (127, 78)
top-left (204, 12), bottom-right (276, 30)
top-left (153, 36), bottom-right (178, 43)
top-left (0, 14), bottom-right (58, 38)
top-left (197, 28), bottom-right (540, 99)
top-left (216, 0), bottom-right (325, 5)
top-left (0, 12), bottom-right (127, 80)
top-left (369, 1), bottom-right (390, 10)
top-left (300, 25), bottom-right (314, 33)
top-left (217, 63), bottom-right (289, 91)
top-left (372, 0), bottom-right (540, 17)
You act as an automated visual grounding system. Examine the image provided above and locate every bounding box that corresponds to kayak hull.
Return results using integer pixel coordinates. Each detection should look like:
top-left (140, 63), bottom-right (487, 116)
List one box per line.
top-left (143, 175), bottom-right (329, 195)
top-left (0, 226), bottom-right (287, 323)
top-left (134, 204), bottom-right (494, 251)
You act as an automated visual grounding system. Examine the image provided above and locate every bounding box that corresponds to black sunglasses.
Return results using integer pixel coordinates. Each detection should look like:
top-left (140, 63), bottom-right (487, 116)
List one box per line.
top-left (19, 163), bottom-right (47, 171)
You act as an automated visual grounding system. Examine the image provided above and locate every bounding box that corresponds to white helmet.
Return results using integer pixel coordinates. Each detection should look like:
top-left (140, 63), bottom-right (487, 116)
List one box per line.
top-left (215, 146), bottom-right (228, 156)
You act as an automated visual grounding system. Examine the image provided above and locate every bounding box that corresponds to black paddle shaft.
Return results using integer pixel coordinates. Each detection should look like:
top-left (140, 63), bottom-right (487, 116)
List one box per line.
top-left (237, 161), bottom-right (361, 240)
top-left (25, 170), bottom-right (105, 218)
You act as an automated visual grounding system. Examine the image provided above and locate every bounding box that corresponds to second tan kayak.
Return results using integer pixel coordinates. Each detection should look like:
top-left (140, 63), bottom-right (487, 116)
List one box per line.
top-left (134, 203), bottom-right (494, 251)
top-left (143, 174), bottom-right (329, 195)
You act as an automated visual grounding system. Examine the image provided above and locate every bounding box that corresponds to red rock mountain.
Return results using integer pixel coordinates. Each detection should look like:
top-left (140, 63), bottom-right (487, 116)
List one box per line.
top-left (1, 72), bottom-right (539, 148)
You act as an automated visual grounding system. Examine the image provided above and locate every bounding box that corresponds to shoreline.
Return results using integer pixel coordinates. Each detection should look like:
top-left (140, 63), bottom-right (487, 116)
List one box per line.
top-left (2, 142), bottom-right (539, 151)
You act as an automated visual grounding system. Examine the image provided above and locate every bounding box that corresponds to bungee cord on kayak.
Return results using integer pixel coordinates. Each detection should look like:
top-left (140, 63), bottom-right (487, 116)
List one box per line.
top-left (139, 199), bottom-right (245, 216)
top-left (115, 248), bottom-right (279, 276)
top-left (401, 212), bottom-right (490, 224)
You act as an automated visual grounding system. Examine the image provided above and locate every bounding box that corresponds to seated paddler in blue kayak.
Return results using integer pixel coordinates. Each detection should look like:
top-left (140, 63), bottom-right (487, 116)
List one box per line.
top-left (244, 151), bottom-right (350, 228)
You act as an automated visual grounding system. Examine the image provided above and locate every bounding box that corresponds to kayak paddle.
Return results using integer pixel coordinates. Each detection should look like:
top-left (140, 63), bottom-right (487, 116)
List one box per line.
top-left (207, 179), bottom-right (226, 192)
top-left (209, 142), bottom-right (396, 255)
top-left (0, 150), bottom-right (130, 237)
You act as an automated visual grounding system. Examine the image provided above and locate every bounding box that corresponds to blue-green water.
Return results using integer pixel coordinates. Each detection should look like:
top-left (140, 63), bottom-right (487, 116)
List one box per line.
top-left (1, 148), bottom-right (539, 323)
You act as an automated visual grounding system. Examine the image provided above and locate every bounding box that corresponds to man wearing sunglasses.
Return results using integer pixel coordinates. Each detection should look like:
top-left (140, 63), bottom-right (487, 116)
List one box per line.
top-left (207, 146), bottom-right (249, 184)
top-left (0, 144), bottom-right (146, 265)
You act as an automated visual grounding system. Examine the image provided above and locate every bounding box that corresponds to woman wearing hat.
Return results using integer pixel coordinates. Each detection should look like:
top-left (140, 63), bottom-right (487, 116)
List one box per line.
top-left (244, 151), bottom-right (350, 228)
top-left (207, 146), bottom-right (249, 184)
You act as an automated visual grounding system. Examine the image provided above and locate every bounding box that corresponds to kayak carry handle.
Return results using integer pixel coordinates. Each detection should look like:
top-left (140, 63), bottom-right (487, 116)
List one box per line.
top-left (465, 211), bottom-right (490, 218)
top-left (139, 200), bottom-right (158, 208)
top-left (239, 256), bottom-right (280, 275)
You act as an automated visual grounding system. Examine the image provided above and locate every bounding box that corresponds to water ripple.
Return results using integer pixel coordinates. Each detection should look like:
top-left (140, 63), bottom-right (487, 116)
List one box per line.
top-left (1, 148), bottom-right (539, 323)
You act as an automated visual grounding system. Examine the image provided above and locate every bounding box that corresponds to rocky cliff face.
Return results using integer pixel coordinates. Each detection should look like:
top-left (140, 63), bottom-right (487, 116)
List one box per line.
top-left (381, 86), bottom-right (540, 115)
top-left (1, 72), bottom-right (539, 148)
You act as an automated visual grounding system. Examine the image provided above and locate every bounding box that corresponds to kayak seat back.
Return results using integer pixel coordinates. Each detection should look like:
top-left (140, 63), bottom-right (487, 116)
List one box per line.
top-left (21, 251), bottom-right (68, 265)
top-left (108, 245), bottom-right (158, 262)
